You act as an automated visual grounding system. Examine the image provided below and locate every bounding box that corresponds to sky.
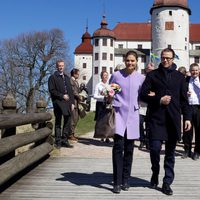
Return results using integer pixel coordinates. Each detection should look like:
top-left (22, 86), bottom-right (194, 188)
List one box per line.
top-left (0, 0), bottom-right (199, 60)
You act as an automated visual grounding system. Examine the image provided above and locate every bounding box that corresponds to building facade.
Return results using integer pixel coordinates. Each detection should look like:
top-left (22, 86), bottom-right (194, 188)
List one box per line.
top-left (74, 0), bottom-right (200, 96)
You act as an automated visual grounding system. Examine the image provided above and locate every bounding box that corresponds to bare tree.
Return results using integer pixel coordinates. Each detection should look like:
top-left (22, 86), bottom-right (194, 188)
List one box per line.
top-left (0, 29), bottom-right (72, 112)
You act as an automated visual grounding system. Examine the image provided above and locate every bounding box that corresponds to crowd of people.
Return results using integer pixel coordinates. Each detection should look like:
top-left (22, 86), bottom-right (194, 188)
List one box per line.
top-left (48, 47), bottom-right (200, 196)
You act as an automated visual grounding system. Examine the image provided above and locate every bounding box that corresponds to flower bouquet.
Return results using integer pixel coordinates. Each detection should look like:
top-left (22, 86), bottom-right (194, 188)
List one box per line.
top-left (102, 83), bottom-right (121, 108)
top-left (102, 83), bottom-right (121, 97)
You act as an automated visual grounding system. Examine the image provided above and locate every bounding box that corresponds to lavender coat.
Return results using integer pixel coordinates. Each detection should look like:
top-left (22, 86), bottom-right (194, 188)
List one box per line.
top-left (109, 70), bottom-right (145, 139)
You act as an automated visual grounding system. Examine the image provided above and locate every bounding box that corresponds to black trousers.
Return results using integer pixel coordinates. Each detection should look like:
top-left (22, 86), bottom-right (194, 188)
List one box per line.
top-left (149, 139), bottom-right (177, 185)
top-left (112, 132), bottom-right (134, 186)
top-left (183, 105), bottom-right (200, 153)
top-left (54, 106), bottom-right (71, 145)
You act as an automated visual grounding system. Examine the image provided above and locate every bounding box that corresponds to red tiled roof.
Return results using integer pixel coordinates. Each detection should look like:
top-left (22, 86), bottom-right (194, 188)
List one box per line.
top-left (112, 22), bottom-right (200, 43)
top-left (112, 23), bottom-right (151, 41)
top-left (190, 24), bottom-right (200, 43)
top-left (150, 0), bottom-right (191, 14)
top-left (74, 31), bottom-right (93, 54)
top-left (93, 17), bottom-right (115, 38)
top-left (153, 0), bottom-right (188, 7)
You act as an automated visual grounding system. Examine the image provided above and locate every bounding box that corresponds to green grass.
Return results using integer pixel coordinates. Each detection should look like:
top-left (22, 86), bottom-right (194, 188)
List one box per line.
top-left (76, 111), bottom-right (95, 136)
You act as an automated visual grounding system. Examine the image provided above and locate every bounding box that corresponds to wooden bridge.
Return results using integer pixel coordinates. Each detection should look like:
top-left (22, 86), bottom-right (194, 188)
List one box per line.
top-left (0, 94), bottom-right (200, 199)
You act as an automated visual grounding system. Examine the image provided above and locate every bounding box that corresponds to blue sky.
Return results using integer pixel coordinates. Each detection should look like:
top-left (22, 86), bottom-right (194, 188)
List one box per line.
top-left (0, 0), bottom-right (199, 59)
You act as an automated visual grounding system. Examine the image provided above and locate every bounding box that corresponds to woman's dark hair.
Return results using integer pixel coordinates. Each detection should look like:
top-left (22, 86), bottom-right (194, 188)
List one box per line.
top-left (124, 50), bottom-right (138, 61)
top-left (100, 71), bottom-right (108, 79)
top-left (71, 68), bottom-right (80, 76)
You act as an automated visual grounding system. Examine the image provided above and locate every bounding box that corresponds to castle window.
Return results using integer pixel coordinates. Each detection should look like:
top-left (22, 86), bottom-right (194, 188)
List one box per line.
top-left (110, 67), bottom-right (113, 74)
top-left (110, 39), bottom-right (113, 47)
top-left (94, 67), bottom-right (98, 74)
top-left (83, 76), bottom-right (86, 80)
top-left (83, 63), bottom-right (86, 68)
top-left (102, 53), bottom-right (107, 60)
top-left (118, 44), bottom-right (123, 49)
top-left (95, 53), bottom-right (99, 60)
top-left (185, 37), bottom-right (187, 42)
top-left (168, 44), bottom-right (172, 49)
top-left (169, 11), bottom-right (172, 16)
top-left (194, 57), bottom-right (200, 63)
top-left (185, 46), bottom-right (187, 50)
top-left (138, 44), bottom-right (142, 49)
top-left (103, 38), bottom-right (107, 46)
top-left (102, 66), bottom-right (107, 72)
top-left (110, 53), bottom-right (113, 61)
top-left (195, 46), bottom-right (200, 50)
top-left (141, 55), bottom-right (146, 63)
top-left (165, 21), bottom-right (174, 30)
top-left (95, 39), bottom-right (99, 46)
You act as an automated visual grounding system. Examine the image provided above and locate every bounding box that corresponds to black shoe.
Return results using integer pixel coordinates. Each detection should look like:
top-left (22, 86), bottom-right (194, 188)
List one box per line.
top-left (181, 151), bottom-right (189, 159)
top-left (138, 142), bottom-right (145, 150)
top-left (62, 141), bottom-right (73, 148)
top-left (105, 138), bottom-right (110, 143)
top-left (113, 185), bottom-right (121, 194)
top-left (121, 183), bottom-right (130, 191)
top-left (55, 144), bottom-right (61, 149)
top-left (192, 152), bottom-right (200, 160)
top-left (150, 174), bottom-right (158, 189)
top-left (162, 183), bottom-right (173, 195)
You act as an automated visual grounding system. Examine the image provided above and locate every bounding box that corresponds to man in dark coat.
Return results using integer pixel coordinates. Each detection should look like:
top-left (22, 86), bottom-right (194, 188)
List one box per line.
top-left (140, 48), bottom-right (192, 196)
top-left (48, 60), bottom-right (75, 149)
top-left (182, 63), bottom-right (200, 160)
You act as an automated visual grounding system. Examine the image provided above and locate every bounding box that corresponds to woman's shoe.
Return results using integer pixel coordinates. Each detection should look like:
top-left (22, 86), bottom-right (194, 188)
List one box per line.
top-left (113, 185), bottom-right (121, 194)
top-left (121, 183), bottom-right (130, 191)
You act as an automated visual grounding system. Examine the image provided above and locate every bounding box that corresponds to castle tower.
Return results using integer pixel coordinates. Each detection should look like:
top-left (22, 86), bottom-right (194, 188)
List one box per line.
top-left (92, 15), bottom-right (115, 92)
top-left (150, 0), bottom-right (191, 68)
top-left (74, 26), bottom-right (93, 94)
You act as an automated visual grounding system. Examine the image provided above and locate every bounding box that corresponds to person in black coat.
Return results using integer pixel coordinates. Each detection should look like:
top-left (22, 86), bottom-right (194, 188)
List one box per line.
top-left (182, 63), bottom-right (200, 160)
top-left (48, 60), bottom-right (75, 149)
top-left (140, 48), bottom-right (192, 196)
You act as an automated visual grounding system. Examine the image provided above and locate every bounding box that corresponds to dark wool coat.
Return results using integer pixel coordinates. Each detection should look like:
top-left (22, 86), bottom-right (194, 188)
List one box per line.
top-left (48, 71), bottom-right (75, 116)
top-left (140, 63), bottom-right (192, 141)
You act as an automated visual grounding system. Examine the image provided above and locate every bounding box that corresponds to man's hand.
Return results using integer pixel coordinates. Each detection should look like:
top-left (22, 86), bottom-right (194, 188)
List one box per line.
top-left (71, 104), bottom-right (75, 111)
top-left (160, 95), bottom-right (171, 105)
top-left (184, 120), bottom-right (192, 132)
top-left (63, 94), bottom-right (69, 101)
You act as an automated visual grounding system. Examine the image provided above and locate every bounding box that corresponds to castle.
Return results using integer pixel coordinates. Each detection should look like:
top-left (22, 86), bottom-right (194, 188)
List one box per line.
top-left (74, 0), bottom-right (200, 96)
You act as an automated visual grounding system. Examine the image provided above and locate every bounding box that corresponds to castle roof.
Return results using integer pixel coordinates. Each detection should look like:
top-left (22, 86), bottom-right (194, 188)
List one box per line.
top-left (74, 30), bottom-right (93, 54)
top-left (93, 16), bottom-right (115, 38)
top-left (112, 23), bottom-right (200, 43)
top-left (112, 23), bottom-right (151, 41)
top-left (190, 24), bottom-right (200, 43)
top-left (150, 0), bottom-right (191, 15)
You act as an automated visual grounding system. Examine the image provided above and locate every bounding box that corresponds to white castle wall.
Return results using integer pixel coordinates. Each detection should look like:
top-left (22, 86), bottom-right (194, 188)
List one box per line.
top-left (151, 7), bottom-right (190, 69)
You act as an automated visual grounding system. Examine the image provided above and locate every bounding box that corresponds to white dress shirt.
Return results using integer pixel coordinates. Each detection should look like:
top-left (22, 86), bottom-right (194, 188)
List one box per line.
top-left (188, 76), bottom-right (200, 105)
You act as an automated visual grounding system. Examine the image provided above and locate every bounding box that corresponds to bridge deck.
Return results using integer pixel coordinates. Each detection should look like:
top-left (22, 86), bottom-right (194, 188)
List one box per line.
top-left (0, 132), bottom-right (200, 199)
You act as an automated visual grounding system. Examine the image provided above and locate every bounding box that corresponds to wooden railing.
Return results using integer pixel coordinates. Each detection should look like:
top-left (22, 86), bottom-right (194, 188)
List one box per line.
top-left (0, 93), bottom-right (53, 186)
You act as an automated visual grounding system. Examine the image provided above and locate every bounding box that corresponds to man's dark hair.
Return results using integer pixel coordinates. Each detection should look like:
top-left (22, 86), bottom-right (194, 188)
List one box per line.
top-left (161, 48), bottom-right (175, 58)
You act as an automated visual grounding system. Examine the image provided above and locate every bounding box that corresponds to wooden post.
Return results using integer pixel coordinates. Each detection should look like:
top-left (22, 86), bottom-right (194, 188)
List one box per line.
top-left (34, 97), bottom-right (53, 145)
top-left (0, 92), bottom-right (17, 164)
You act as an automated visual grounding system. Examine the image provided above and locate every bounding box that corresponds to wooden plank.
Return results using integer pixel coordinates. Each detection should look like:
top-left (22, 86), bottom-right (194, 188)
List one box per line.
top-left (1, 155), bottom-right (200, 199)
top-left (0, 127), bottom-right (52, 157)
top-left (0, 142), bottom-right (53, 186)
top-left (0, 112), bottom-right (52, 129)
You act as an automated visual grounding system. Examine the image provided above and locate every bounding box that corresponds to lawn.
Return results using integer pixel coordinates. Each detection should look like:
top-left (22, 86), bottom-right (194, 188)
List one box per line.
top-left (76, 111), bottom-right (95, 136)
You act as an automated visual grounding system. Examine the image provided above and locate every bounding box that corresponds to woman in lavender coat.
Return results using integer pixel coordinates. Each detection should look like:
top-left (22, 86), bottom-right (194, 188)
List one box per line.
top-left (109, 51), bottom-right (145, 193)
